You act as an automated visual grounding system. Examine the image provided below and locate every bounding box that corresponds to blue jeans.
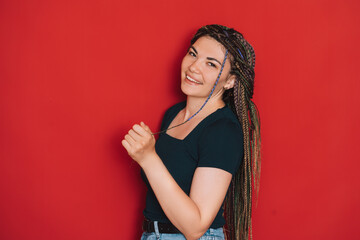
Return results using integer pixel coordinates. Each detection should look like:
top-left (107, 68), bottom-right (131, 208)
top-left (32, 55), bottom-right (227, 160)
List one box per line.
top-left (140, 221), bottom-right (225, 240)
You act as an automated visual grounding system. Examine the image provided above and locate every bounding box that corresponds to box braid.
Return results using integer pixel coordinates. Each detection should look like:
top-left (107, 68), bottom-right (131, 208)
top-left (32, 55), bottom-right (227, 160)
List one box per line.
top-left (190, 25), bottom-right (261, 240)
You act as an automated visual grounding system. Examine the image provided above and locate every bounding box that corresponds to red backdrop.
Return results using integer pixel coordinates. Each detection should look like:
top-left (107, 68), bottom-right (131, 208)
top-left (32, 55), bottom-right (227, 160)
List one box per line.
top-left (1, 0), bottom-right (359, 239)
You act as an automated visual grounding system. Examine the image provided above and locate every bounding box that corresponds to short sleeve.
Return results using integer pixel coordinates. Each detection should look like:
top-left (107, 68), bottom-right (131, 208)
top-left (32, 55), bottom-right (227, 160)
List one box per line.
top-left (197, 119), bottom-right (244, 175)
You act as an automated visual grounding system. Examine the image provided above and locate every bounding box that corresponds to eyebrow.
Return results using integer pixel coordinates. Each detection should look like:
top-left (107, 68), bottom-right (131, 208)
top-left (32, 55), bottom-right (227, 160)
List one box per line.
top-left (207, 57), bottom-right (221, 66)
top-left (190, 46), bottom-right (198, 54)
top-left (190, 46), bottom-right (222, 66)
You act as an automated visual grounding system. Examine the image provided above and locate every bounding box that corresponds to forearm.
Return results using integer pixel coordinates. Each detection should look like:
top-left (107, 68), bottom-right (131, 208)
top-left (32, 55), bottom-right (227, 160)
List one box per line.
top-left (141, 153), bottom-right (207, 239)
top-left (121, 122), bottom-right (217, 239)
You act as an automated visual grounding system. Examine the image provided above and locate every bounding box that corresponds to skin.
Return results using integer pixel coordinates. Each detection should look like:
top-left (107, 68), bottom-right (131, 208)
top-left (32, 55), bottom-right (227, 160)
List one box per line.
top-left (122, 36), bottom-right (236, 240)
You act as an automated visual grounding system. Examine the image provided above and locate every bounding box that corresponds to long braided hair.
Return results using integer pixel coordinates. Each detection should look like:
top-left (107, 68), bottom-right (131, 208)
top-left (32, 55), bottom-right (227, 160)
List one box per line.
top-left (190, 25), bottom-right (261, 240)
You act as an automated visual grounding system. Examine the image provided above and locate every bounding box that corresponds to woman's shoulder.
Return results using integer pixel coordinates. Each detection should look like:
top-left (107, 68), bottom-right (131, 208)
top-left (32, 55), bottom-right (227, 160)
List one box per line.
top-left (196, 106), bottom-right (244, 174)
top-left (199, 106), bottom-right (243, 141)
top-left (206, 106), bottom-right (241, 129)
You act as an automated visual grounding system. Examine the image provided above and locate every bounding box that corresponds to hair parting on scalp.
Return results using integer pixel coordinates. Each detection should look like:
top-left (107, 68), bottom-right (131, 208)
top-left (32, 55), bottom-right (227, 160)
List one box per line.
top-left (190, 24), bottom-right (261, 240)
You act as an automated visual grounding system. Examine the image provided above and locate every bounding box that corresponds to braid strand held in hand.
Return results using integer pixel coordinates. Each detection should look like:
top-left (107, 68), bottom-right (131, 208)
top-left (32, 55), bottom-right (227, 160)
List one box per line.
top-left (191, 25), bottom-right (261, 240)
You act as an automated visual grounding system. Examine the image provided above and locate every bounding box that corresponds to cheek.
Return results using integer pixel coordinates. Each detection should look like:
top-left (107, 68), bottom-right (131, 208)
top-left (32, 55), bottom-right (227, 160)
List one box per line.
top-left (206, 69), bottom-right (222, 82)
top-left (181, 56), bottom-right (190, 71)
top-left (212, 72), bottom-right (229, 88)
top-left (180, 59), bottom-right (186, 72)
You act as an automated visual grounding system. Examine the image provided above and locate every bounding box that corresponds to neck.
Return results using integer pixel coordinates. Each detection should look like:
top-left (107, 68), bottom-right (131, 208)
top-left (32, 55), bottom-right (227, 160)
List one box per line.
top-left (182, 95), bottom-right (225, 121)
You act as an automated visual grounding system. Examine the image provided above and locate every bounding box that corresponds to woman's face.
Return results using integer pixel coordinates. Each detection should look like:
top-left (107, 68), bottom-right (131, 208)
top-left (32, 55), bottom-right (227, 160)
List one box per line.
top-left (181, 36), bottom-right (234, 99)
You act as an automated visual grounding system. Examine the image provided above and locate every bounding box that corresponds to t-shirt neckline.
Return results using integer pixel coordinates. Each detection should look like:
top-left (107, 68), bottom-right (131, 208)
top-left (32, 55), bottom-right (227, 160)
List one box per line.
top-left (164, 102), bottom-right (227, 141)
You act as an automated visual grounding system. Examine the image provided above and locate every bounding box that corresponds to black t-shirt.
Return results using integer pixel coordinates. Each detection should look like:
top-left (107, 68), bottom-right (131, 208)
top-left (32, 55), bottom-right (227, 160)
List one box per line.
top-left (141, 101), bottom-right (244, 228)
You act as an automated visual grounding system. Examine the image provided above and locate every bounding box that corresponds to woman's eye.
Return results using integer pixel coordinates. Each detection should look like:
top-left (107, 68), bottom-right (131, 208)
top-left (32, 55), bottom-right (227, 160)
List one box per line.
top-left (208, 62), bottom-right (216, 68)
top-left (189, 51), bottom-right (196, 57)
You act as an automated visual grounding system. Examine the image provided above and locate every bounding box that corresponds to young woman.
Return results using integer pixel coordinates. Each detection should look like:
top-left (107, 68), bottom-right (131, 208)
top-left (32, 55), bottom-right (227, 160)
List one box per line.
top-left (122, 25), bottom-right (261, 240)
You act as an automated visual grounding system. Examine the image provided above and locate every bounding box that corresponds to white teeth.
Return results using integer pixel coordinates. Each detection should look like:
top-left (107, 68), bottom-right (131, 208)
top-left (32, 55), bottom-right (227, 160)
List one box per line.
top-left (186, 75), bottom-right (201, 84)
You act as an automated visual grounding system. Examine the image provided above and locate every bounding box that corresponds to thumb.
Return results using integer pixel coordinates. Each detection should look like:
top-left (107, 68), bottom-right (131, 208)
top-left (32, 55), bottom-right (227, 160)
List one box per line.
top-left (141, 122), bottom-right (152, 133)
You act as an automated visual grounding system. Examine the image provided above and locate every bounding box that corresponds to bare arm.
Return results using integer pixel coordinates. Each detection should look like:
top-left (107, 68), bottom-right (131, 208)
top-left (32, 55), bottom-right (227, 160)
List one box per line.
top-left (122, 122), bottom-right (232, 240)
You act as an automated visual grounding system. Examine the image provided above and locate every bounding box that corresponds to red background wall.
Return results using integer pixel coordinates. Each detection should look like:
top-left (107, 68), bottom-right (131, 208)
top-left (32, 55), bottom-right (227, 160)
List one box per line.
top-left (1, 0), bottom-right (359, 239)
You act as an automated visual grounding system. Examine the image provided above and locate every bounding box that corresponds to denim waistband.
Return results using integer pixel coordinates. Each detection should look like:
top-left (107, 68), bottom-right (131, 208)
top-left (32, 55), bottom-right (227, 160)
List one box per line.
top-left (140, 223), bottom-right (225, 240)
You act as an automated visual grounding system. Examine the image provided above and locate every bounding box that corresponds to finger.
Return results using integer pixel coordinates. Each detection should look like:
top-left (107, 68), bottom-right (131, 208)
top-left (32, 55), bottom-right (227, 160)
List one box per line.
top-left (132, 124), bottom-right (147, 136)
top-left (139, 121), bottom-right (151, 132)
top-left (121, 139), bottom-right (131, 151)
top-left (142, 123), bottom-right (153, 134)
top-left (133, 123), bottom-right (151, 137)
top-left (128, 129), bottom-right (142, 141)
top-left (124, 134), bottom-right (136, 146)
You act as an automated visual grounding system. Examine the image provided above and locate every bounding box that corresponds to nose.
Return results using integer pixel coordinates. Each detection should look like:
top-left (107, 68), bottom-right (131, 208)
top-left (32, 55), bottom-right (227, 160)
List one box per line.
top-left (189, 59), bottom-right (201, 73)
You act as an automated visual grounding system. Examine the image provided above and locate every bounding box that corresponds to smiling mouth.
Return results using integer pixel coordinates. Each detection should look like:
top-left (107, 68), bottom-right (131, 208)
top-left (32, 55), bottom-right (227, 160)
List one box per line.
top-left (186, 75), bottom-right (202, 84)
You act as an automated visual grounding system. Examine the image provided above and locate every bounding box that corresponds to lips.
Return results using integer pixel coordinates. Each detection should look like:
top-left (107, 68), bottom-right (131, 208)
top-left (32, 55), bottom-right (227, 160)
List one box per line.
top-left (186, 74), bottom-right (202, 85)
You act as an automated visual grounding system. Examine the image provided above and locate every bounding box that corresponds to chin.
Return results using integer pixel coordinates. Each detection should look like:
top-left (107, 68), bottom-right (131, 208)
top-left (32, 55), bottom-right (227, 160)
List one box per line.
top-left (181, 82), bottom-right (195, 97)
top-left (181, 83), bottom-right (206, 99)
top-left (180, 81), bottom-right (191, 96)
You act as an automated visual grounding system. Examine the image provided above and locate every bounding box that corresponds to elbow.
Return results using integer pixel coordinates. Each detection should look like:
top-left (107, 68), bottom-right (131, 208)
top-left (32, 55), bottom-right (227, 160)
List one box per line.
top-left (184, 234), bottom-right (202, 240)
top-left (180, 217), bottom-right (212, 239)
top-left (184, 229), bottom-right (207, 240)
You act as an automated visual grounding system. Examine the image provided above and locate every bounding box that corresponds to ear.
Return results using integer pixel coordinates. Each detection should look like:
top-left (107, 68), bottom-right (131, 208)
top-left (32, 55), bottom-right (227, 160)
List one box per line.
top-left (224, 75), bottom-right (236, 90)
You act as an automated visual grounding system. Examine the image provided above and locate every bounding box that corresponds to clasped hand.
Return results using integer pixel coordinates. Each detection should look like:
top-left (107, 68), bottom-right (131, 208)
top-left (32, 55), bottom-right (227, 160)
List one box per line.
top-left (121, 122), bottom-right (156, 165)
